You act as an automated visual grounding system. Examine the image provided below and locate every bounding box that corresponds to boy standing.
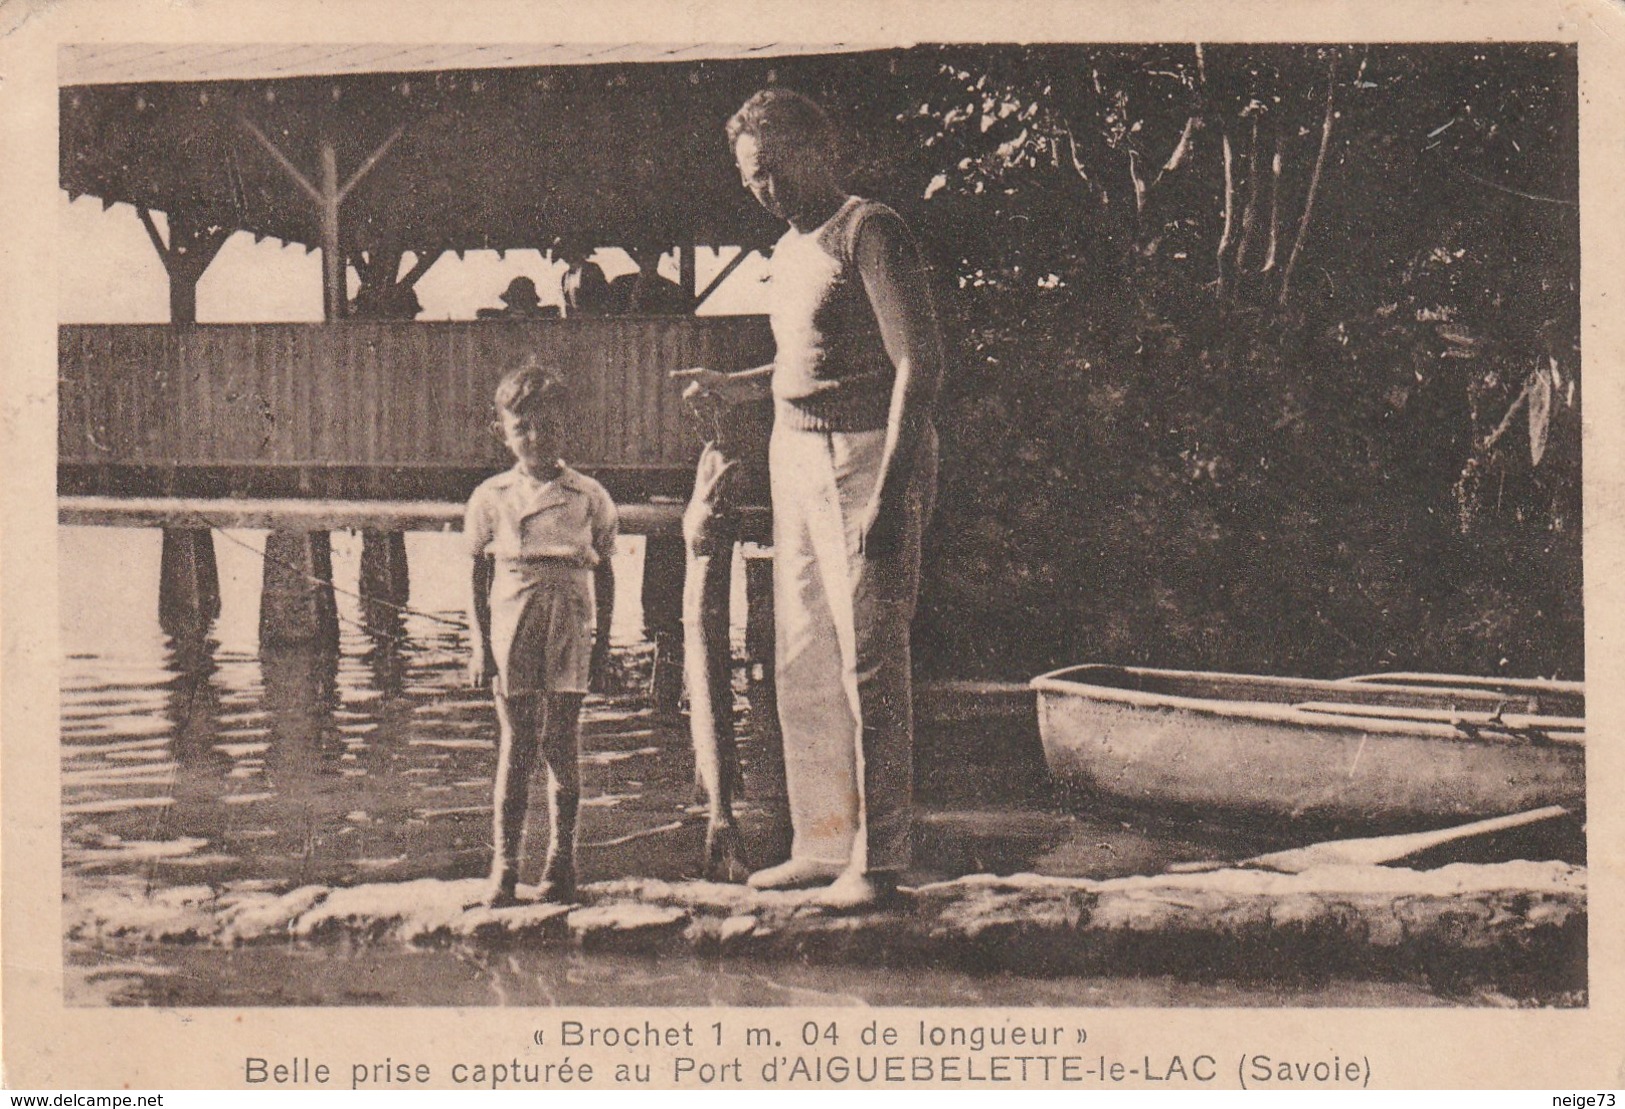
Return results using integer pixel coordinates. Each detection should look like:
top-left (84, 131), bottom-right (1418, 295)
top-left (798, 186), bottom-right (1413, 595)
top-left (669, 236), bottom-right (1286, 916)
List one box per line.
top-left (466, 365), bottom-right (618, 907)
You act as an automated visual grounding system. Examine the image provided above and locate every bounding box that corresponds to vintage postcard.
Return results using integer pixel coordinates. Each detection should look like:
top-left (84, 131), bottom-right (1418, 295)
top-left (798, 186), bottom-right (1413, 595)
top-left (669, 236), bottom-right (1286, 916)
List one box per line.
top-left (3, 0), bottom-right (1622, 1092)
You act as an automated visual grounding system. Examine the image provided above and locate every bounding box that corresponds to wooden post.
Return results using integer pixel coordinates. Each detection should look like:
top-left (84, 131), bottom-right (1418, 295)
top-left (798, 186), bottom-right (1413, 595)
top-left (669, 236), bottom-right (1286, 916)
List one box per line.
top-left (158, 527), bottom-right (221, 638)
top-left (679, 242), bottom-right (698, 305)
top-left (238, 119), bottom-right (402, 323)
top-left (169, 272), bottom-right (199, 324)
top-left (259, 530), bottom-right (339, 651)
top-left (641, 534), bottom-right (687, 717)
top-left (358, 529), bottom-right (410, 635)
top-left (320, 140), bottom-right (344, 322)
top-left (138, 207), bottom-right (232, 325)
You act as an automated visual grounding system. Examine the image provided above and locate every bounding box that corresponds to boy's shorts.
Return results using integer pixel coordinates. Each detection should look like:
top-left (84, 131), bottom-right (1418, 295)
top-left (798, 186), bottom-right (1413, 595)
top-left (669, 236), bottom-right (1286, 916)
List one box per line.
top-left (490, 560), bottom-right (596, 697)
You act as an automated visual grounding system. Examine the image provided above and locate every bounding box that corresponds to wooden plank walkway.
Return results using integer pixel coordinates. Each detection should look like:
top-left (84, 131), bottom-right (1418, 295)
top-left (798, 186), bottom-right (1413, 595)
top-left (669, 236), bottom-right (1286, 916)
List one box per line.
top-left (57, 494), bottom-right (734, 536)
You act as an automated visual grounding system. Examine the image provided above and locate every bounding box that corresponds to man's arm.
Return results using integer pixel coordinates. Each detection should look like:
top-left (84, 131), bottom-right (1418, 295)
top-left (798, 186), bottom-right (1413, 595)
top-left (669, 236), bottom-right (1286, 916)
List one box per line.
top-left (857, 211), bottom-right (945, 558)
top-left (670, 362), bottom-right (775, 405)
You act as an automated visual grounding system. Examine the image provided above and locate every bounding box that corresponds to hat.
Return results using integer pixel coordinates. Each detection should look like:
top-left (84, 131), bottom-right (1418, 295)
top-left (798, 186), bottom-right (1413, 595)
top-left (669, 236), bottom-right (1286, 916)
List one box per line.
top-left (499, 276), bottom-right (541, 308)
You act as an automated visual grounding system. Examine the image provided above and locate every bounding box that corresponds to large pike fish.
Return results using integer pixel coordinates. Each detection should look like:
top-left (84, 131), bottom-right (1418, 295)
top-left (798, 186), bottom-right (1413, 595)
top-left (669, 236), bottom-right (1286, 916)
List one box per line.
top-left (682, 433), bottom-right (749, 880)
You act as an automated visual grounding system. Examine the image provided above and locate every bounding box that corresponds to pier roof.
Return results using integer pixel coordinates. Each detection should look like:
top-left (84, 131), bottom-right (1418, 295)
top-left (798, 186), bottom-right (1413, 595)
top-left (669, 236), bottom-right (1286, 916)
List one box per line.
top-left (59, 43), bottom-right (880, 85)
top-left (59, 42), bottom-right (912, 258)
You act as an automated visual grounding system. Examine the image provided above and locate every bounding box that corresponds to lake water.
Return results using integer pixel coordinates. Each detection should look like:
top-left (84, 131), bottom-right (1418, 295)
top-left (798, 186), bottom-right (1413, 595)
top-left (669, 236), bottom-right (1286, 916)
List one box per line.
top-left (59, 524), bottom-right (1468, 1008)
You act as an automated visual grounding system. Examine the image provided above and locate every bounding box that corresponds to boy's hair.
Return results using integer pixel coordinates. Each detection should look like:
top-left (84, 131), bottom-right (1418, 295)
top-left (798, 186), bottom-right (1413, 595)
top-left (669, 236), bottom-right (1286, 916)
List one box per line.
top-left (493, 362), bottom-right (565, 417)
top-left (725, 87), bottom-right (840, 169)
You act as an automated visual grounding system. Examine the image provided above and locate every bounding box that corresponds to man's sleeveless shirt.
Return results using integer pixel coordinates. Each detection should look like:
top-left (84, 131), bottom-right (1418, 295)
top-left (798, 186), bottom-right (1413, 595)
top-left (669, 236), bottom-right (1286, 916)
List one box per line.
top-left (769, 196), bottom-right (912, 432)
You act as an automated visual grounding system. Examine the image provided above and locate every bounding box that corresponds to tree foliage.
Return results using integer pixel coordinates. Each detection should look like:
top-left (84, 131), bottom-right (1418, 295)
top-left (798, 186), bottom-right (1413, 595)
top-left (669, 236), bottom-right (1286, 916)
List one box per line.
top-left (830, 44), bottom-right (1581, 679)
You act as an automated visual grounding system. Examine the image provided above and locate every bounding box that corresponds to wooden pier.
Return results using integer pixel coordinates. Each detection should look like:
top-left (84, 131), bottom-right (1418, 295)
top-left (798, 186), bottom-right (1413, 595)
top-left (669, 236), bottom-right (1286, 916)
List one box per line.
top-left (59, 316), bottom-right (775, 697)
top-left (57, 494), bottom-right (696, 534)
top-left (61, 493), bottom-right (766, 677)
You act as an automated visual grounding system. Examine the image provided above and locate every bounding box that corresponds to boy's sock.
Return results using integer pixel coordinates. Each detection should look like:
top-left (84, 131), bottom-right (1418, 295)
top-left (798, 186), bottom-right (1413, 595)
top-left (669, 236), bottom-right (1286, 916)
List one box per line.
top-left (538, 693), bottom-right (584, 901)
top-left (488, 693), bottom-right (540, 902)
top-left (539, 780), bottom-right (578, 900)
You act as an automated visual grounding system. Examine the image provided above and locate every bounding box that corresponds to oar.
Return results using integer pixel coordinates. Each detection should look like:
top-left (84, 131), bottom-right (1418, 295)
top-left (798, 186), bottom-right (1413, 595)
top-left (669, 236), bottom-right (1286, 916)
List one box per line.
top-left (1291, 700), bottom-right (1584, 738)
top-left (1164, 805), bottom-right (1572, 875)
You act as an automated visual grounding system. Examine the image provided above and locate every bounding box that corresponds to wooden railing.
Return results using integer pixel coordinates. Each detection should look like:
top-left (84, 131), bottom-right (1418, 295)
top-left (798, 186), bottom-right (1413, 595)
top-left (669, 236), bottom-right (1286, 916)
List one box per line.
top-left (59, 318), bottom-right (775, 494)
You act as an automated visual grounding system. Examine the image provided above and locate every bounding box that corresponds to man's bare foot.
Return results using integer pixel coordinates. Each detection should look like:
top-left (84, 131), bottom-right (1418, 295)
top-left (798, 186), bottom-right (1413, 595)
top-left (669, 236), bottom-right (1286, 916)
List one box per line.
top-left (746, 857), bottom-right (843, 891)
top-left (809, 869), bottom-right (902, 911)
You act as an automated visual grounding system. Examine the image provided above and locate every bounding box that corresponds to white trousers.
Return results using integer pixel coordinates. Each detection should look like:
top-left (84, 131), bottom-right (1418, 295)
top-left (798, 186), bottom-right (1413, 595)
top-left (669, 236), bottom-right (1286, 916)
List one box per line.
top-left (770, 417), bottom-right (937, 872)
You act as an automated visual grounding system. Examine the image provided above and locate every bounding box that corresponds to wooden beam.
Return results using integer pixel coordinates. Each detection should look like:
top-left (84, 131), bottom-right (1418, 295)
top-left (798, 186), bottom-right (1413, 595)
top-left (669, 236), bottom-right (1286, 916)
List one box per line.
top-left (57, 494), bottom-right (701, 537)
top-left (138, 207), bottom-right (231, 324)
top-left (187, 223), bottom-right (233, 276)
top-left (694, 247), bottom-right (752, 308)
top-left (136, 206), bottom-right (169, 261)
top-left (400, 249), bottom-right (443, 288)
top-left (351, 248), bottom-right (405, 290)
top-left (337, 125), bottom-right (405, 203)
top-left (239, 116), bottom-right (322, 206)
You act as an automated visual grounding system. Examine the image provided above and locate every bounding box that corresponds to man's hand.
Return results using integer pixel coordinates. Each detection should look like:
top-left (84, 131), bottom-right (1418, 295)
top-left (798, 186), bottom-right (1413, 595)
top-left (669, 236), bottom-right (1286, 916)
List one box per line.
top-left (468, 649), bottom-right (496, 689)
top-left (859, 498), bottom-right (906, 561)
top-left (669, 366), bottom-right (741, 405)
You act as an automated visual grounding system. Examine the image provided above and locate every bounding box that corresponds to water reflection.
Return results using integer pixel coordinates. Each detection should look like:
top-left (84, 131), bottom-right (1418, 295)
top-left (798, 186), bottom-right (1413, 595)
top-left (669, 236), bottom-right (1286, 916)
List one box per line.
top-left (61, 525), bottom-right (1508, 1007)
top-left (160, 634), bottom-right (230, 875)
top-left (56, 531), bottom-right (1196, 912)
top-left (363, 635), bottom-right (407, 697)
top-left (260, 647), bottom-right (341, 886)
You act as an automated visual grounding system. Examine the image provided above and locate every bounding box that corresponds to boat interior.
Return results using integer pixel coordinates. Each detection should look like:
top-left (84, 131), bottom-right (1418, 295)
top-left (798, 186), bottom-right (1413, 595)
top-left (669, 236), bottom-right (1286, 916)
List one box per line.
top-left (1040, 664), bottom-right (1585, 724)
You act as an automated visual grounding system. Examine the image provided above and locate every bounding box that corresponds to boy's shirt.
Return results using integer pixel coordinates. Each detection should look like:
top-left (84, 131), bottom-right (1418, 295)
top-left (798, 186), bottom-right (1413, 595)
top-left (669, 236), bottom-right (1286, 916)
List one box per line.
top-left (465, 462), bottom-right (619, 568)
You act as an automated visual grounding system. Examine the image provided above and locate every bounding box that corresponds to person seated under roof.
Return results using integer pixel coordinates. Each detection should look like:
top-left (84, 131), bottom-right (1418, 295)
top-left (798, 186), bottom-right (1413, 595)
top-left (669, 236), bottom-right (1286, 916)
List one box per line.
top-left (562, 261), bottom-right (613, 317)
top-left (350, 281), bottom-right (423, 320)
top-left (607, 247), bottom-right (696, 315)
top-left (478, 276), bottom-right (561, 320)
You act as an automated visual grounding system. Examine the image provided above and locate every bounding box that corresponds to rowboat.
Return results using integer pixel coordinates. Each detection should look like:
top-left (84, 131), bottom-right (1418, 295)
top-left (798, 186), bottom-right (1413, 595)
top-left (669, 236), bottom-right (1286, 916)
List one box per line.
top-left (1029, 665), bottom-right (1585, 826)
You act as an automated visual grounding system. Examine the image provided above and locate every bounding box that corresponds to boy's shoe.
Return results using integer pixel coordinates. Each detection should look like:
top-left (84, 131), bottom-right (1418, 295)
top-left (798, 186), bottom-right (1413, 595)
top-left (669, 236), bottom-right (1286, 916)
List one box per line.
top-left (536, 860), bottom-right (577, 903)
top-left (703, 816), bottom-right (751, 884)
top-left (809, 869), bottom-right (902, 911)
top-left (745, 858), bottom-right (844, 891)
top-left (533, 878), bottom-right (577, 904)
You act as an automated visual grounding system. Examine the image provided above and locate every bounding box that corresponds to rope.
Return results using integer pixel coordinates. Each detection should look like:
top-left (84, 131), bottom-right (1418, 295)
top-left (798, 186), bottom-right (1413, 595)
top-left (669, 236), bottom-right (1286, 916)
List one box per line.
top-left (138, 512), bottom-right (474, 878)
top-left (128, 514), bottom-right (686, 889)
top-left (184, 508), bottom-right (467, 633)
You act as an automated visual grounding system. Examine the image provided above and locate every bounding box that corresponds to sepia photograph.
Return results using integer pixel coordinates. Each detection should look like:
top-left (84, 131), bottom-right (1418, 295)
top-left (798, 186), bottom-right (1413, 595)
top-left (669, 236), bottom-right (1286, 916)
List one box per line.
top-left (4, 0), bottom-right (1623, 1092)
